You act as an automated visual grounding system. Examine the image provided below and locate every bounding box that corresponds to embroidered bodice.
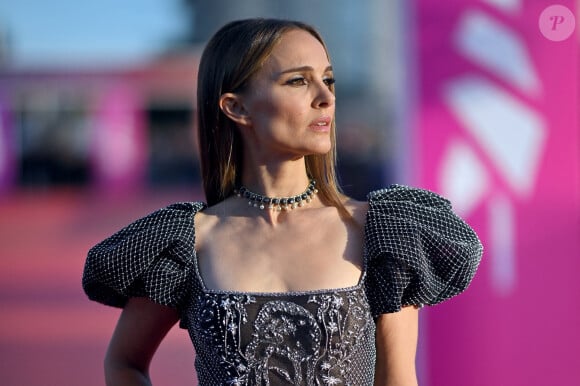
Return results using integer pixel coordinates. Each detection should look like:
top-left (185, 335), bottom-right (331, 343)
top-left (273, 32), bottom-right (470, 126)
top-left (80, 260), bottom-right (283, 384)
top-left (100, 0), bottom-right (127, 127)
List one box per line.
top-left (185, 287), bottom-right (375, 385)
top-left (82, 185), bottom-right (483, 385)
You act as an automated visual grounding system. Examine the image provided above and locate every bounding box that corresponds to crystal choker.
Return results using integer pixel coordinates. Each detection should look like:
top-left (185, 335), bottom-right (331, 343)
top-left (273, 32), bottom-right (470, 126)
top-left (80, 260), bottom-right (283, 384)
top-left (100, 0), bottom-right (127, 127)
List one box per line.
top-left (233, 180), bottom-right (317, 211)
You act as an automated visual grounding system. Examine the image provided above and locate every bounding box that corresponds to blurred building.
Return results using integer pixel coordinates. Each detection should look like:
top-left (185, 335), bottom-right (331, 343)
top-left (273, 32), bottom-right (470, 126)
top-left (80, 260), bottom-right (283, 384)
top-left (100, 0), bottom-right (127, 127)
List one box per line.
top-left (0, 51), bottom-right (202, 194)
top-left (0, 23), bottom-right (11, 68)
top-left (181, 1), bottom-right (405, 192)
top-left (0, 0), bottom-right (406, 199)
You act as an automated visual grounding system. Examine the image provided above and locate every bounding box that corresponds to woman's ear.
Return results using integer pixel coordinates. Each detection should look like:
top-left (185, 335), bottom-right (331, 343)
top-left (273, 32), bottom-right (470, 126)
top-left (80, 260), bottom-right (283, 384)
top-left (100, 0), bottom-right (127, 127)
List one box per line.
top-left (219, 93), bottom-right (251, 127)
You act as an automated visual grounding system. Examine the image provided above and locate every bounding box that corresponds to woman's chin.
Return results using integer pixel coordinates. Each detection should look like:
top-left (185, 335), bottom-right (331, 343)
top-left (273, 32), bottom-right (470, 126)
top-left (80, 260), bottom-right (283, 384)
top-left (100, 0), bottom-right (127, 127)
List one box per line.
top-left (307, 139), bottom-right (333, 155)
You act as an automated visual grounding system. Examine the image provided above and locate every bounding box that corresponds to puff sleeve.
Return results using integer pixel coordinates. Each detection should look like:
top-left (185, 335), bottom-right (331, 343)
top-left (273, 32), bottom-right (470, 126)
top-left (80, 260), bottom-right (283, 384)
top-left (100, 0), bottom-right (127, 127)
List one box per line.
top-left (364, 185), bottom-right (483, 317)
top-left (82, 202), bottom-right (206, 309)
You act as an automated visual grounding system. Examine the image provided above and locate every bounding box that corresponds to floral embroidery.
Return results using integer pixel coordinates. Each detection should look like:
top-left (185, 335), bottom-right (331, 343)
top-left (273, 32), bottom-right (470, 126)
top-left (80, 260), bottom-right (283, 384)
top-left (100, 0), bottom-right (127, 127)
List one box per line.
top-left (190, 288), bottom-right (375, 385)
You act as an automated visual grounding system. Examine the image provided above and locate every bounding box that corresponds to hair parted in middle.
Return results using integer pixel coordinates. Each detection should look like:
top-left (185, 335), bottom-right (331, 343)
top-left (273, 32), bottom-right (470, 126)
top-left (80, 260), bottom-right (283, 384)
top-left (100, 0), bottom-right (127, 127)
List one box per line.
top-left (197, 17), bottom-right (347, 215)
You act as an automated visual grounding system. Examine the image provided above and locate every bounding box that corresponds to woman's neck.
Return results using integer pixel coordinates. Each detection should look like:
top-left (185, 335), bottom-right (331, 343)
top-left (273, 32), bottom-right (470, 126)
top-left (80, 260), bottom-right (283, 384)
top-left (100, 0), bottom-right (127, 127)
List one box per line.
top-left (240, 158), bottom-right (312, 198)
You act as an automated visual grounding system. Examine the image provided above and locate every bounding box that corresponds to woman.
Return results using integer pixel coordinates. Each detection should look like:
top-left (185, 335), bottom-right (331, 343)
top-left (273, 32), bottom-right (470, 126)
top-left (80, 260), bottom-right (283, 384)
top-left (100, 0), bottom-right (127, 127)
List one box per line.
top-left (83, 18), bottom-right (483, 385)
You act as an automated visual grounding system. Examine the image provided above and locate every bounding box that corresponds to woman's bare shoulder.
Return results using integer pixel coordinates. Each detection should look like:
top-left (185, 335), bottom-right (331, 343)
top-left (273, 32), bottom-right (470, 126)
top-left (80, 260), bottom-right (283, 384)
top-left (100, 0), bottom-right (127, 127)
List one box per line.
top-left (194, 198), bottom-right (232, 223)
top-left (193, 201), bottom-right (226, 250)
top-left (193, 198), bottom-right (250, 247)
top-left (341, 196), bottom-right (369, 228)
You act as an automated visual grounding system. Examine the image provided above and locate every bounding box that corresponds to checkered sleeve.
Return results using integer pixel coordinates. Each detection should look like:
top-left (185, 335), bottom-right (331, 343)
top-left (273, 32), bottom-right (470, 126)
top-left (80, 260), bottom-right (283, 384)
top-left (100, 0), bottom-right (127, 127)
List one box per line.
top-left (82, 201), bottom-right (206, 309)
top-left (364, 185), bottom-right (483, 317)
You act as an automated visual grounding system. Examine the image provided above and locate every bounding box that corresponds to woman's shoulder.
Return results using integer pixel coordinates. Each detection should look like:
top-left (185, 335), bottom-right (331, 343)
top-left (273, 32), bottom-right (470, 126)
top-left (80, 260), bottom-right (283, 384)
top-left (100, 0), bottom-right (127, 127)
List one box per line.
top-left (136, 201), bottom-right (208, 230)
top-left (363, 183), bottom-right (478, 247)
top-left (341, 184), bottom-right (450, 227)
top-left (366, 184), bottom-right (451, 208)
top-left (341, 196), bottom-right (368, 228)
top-left (362, 184), bottom-right (483, 315)
top-left (88, 199), bottom-right (207, 262)
top-left (159, 201), bottom-right (208, 217)
top-left (82, 200), bottom-right (208, 309)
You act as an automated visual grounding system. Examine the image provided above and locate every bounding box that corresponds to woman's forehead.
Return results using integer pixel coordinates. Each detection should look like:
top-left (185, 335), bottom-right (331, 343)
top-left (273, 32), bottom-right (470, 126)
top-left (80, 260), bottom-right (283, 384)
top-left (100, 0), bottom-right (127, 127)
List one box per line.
top-left (264, 29), bottom-right (331, 72)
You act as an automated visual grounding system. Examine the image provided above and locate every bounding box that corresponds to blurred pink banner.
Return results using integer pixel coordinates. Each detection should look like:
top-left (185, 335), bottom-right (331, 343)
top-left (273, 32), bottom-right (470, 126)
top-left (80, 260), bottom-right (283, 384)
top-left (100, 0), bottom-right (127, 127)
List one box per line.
top-left (0, 96), bottom-right (15, 193)
top-left (411, 1), bottom-right (580, 385)
top-left (90, 83), bottom-right (146, 193)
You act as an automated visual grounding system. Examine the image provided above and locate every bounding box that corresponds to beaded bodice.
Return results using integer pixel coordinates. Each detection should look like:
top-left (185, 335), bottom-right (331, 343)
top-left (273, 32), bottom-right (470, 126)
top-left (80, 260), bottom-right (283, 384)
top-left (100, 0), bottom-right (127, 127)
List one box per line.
top-left (182, 285), bottom-right (376, 385)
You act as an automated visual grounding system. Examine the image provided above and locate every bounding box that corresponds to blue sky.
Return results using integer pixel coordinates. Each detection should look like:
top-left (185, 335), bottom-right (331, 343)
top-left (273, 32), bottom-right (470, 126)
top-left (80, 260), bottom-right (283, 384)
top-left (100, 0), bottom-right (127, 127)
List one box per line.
top-left (0, 0), bottom-right (187, 67)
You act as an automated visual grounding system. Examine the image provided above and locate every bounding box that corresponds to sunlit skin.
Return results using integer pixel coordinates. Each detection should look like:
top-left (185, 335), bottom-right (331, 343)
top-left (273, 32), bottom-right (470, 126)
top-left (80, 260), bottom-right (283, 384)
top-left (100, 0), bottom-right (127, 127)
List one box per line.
top-left (103, 28), bottom-right (419, 386)
top-left (237, 28), bottom-right (336, 161)
top-left (219, 29), bottom-right (336, 207)
top-left (202, 29), bottom-right (364, 293)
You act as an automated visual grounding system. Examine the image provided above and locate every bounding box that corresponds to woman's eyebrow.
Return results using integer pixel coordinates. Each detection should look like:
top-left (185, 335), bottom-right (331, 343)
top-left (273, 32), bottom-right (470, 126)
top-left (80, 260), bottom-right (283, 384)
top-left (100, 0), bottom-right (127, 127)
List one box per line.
top-left (277, 65), bottom-right (333, 75)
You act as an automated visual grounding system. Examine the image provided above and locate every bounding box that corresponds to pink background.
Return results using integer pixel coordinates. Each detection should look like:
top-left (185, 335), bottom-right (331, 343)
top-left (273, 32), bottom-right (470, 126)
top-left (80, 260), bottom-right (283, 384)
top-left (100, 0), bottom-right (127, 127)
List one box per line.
top-left (0, 96), bottom-right (15, 193)
top-left (412, 1), bottom-right (580, 385)
top-left (91, 83), bottom-right (147, 193)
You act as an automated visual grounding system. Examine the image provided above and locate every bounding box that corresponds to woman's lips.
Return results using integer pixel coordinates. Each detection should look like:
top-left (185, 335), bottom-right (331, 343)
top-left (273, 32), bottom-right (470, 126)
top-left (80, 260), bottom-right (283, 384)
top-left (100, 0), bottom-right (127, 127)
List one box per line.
top-left (308, 116), bottom-right (332, 132)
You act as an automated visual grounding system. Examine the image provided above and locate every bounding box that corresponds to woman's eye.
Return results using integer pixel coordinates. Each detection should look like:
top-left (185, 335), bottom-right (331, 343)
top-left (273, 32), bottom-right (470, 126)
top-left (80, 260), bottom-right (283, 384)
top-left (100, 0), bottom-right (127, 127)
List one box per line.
top-left (323, 77), bottom-right (336, 87)
top-left (286, 77), bottom-right (307, 86)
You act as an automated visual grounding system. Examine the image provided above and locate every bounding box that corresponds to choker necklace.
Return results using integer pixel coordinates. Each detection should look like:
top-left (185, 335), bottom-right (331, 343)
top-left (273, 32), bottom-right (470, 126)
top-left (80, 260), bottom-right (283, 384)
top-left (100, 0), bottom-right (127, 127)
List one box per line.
top-left (234, 180), bottom-right (317, 211)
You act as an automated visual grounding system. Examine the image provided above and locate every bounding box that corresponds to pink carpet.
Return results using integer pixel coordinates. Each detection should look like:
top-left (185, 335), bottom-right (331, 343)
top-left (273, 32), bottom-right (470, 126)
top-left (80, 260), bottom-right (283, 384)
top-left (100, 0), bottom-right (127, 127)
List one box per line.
top-left (0, 189), bottom-right (201, 386)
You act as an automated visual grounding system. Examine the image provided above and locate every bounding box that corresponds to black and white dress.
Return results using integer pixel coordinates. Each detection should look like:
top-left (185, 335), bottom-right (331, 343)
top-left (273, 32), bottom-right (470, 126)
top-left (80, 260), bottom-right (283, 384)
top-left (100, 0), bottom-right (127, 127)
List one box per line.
top-left (83, 185), bottom-right (483, 385)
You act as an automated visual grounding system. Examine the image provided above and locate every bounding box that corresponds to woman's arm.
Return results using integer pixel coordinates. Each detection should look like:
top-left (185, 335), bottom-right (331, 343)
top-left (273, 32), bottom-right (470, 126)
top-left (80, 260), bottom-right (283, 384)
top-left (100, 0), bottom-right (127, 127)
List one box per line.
top-left (374, 306), bottom-right (420, 386)
top-left (104, 297), bottom-right (180, 386)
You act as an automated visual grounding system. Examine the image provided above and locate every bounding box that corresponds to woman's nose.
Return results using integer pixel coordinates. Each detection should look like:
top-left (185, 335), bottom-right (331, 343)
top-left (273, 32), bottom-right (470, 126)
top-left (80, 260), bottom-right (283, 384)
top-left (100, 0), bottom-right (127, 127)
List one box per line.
top-left (312, 82), bottom-right (336, 109)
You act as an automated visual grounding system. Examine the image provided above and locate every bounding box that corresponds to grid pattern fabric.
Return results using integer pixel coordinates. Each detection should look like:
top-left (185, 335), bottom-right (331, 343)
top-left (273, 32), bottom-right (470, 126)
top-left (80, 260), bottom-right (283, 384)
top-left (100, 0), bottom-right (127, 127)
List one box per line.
top-left (364, 185), bottom-right (483, 317)
top-left (82, 201), bottom-right (206, 308)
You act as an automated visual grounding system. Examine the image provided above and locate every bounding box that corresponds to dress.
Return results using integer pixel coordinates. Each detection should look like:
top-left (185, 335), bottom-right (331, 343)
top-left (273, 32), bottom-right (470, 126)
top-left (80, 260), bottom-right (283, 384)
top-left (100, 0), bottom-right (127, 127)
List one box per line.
top-left (82, 185), bottom-right (483, 385)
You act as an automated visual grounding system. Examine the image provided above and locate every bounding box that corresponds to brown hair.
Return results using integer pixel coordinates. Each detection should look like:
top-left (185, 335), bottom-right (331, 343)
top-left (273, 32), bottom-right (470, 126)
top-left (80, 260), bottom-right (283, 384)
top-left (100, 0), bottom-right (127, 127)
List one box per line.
top-left (197, 18), bottom-right (346, 215)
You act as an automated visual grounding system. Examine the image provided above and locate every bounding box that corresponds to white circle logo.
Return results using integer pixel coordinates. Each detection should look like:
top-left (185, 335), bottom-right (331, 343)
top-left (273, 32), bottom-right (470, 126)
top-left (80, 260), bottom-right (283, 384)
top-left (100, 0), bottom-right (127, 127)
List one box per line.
top-left (539, 4), bottom-right (576, 42)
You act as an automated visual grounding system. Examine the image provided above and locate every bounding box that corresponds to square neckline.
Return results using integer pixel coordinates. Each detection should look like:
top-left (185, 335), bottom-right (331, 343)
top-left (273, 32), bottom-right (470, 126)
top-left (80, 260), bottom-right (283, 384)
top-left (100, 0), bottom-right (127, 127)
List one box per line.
top-left (190, 201), bottom-right (370, 297)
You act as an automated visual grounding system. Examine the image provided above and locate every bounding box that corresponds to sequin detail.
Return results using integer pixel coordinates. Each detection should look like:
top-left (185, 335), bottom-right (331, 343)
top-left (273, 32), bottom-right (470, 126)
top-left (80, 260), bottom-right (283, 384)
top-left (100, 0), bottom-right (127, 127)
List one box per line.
top-left (186, 289), bottom-right (375, 385)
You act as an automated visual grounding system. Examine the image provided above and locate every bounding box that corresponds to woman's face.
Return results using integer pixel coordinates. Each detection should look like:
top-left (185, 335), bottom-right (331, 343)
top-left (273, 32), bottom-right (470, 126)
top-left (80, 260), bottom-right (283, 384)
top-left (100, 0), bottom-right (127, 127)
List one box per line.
top-left (239, 28), bottom-right (336, 161)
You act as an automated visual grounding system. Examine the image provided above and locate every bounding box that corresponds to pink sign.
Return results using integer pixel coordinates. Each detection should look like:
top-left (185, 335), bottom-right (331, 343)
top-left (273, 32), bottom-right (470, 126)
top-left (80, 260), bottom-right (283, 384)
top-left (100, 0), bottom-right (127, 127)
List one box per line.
top-left (411, 1), bottom-right (579, 385)
top-left (90, 84), bottom-right (146, 194)
top-left (0, 96), bottom-right (15, 193)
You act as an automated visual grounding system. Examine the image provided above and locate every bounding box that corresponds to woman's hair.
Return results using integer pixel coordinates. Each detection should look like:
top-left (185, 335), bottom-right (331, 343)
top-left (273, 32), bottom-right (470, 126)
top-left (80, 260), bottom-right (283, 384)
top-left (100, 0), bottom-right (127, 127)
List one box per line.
top-left (197, 18), bottom-right (346, 214)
